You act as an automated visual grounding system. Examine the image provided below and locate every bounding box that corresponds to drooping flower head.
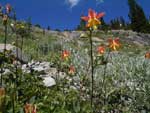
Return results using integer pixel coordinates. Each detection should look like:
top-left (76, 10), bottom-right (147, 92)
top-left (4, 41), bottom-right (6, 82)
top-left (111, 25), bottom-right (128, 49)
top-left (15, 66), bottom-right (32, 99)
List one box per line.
top-left (0, 87), bottom-right (5, 110)
top-left (32, 105), bottom-right (37, 113)
top-left (0, 87), bottom-right (5, 97)
top-left (145, 52), bottom-right (150, 59)
top-left (81, 9), bottom-right (105, 30)
top-left (61, 50), bottom-right (70, 60)
top-left (68, 65), bottom-right (75, 75)
top-left (108, 38), bottom-right (121, 51)
top-left (97, 46), bottom-right (105, 55)
top-left (2, 14), bottom-right (8, 25)
top-left (24, 103), bottom-right (37, 113)
top-left (6, 4), bottom-right (11, 13)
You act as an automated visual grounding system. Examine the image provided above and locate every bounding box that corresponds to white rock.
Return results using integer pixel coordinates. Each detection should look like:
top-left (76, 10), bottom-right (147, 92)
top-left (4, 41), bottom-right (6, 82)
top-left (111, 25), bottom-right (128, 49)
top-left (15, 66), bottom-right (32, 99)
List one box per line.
top-left (35, 61), bottom-right (40, 65)
top-left (3, 69), bottom-right (11, 74)
top-left (48, 68), bottom-right (57, 74)
top-left (70, 86), bottom-right (77, 90)
top-left (28, 62), bottom-right (33, 67)
top-left (40, 62), bottom-right (50, 67)
top-left (43, 76), bottom-right (56, 87)
top-left (22, 64), bottom-right (27, 70)
top-left (31, 60), bottom-right (35, 64)
top-left (33, 66), bottom-right (44, 72)
top-left (92, 37), bottom-right (104, 42)
top-left (59, 72), bottom-right (66, 79)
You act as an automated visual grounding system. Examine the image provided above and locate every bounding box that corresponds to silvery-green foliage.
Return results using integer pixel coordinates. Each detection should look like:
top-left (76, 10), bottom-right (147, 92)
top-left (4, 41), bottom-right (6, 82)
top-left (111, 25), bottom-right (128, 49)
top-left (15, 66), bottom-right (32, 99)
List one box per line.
top-left (95, 51), bottom-right (150, 111)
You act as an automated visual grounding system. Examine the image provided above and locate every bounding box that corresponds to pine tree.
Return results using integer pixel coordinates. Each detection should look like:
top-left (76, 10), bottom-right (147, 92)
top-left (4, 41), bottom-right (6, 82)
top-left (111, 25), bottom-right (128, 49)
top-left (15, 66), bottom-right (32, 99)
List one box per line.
top-left (128, 0), bottom-right (150, 33)
top-left (76, 15), bottom-right (86, 31)
top-left (99, 18), bottom-right (109, 31)
top-left (47, 26), bottom-right (50, 30)
top-left (27, 17), bottom-right (32, 35)
top-left (120, 16), bottom-right (126, 28)
top-left (110, 18), bottom-right (121, 30)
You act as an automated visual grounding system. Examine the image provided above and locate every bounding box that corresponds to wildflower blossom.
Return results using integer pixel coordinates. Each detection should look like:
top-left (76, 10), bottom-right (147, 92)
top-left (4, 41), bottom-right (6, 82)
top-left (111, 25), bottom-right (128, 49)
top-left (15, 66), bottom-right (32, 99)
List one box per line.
top-left (61, 50), bottom-right (70, 60)
top-left (145, 52), bottom-right (150, 59)
top-left (0, 87), bottom-right (5, 109)
top-left (2, 14), bottom-right (8, 25)
top-left (0, 87), bottom-right (5, 97)
top-left (81, 9), bottom-right (105, 30)
top-left (108, 38), bottom-right (121, 51)
top-left (6, 4), bottom-right (11, 13)
top-left (97, 46), bottom-right (105, 55)
top-left (24, 103), bottom-right (37, 113)
top-left (68, 65), bottom-right (75, 75)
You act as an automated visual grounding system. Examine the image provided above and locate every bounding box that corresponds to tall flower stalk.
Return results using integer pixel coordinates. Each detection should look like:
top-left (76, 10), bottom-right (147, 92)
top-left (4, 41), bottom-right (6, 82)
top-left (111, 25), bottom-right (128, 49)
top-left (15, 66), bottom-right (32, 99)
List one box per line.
top-left (3, 15), bottom-right (8, 57)
top-left (81, 9), bottom-right (105, 111)
top-left (9, 8), bottom-right (18, 113)
top-left (21, 35), bottom-right (24, 61)
top-left (3, 4), bottom-right (11, 55)
top-left (1, 14), bottom-right (7, 111)
top-left (14, 12), bottom-right (18, 113)
top-left (101, 49), bottom-right (110, 105)
top-left (16, 23), bottom-right (25, 62)
top-left (1, 11), bottom-right (9, 86)
top-left (89, 29), bottom-right (94, 109)
top-left (101, 38), bottom-right (121, 107)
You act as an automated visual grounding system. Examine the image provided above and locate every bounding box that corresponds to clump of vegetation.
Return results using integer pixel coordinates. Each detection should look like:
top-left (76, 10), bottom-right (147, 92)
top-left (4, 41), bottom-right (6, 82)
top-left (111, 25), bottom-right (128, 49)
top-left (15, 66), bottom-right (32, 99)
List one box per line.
top-left (0, 2), bottom-right (150, 113)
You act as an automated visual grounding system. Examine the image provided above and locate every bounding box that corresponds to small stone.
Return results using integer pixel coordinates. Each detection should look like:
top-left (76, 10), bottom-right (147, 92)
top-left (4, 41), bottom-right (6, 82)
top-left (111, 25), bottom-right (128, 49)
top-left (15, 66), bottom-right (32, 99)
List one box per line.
top-left (43, 76), bottom-right (56, 87)
top-left (3, 69), bottom-right (11, 74)
top-left (33, 66), bottom-right (44, 72)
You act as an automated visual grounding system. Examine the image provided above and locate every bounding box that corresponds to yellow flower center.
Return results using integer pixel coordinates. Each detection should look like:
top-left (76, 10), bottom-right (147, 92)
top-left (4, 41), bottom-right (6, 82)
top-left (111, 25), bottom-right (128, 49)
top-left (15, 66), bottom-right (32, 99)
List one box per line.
top-left (88, 18), bottom-right (101, 29)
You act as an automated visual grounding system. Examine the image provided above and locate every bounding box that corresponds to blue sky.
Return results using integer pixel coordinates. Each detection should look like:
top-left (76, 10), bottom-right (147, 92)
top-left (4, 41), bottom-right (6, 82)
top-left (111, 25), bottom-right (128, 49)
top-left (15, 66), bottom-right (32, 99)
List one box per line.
top-left (1, 0), bottom-right (150, 30)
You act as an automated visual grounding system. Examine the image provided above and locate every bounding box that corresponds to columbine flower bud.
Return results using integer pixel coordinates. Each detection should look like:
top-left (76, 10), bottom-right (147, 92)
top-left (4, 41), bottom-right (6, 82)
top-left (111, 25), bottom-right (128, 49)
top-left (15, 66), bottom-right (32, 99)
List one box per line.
top-left (145, 52), bottom-right (150, 59)
top-left (2, 14), bottom-right (8, 25)
top-left (24, 103), bottom-right (37, 113)
top-left (0, 87), bottom-right (5, 110)
top-left (68, 66), bottom-right (75, 75)
top-left (97, 46), bottom-right (105, 55)
top-left (61, 50), bottom-right (70, 61)
top-left (6, 4), bottom-right (11, 13)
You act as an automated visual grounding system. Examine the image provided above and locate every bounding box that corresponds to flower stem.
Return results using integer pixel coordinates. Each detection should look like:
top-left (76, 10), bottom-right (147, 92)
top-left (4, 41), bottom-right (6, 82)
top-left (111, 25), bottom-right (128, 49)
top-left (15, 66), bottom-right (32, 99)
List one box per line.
top-left (13, 12), bottom-right (17, 113)
top-left (1, 24), bottom-right (8, 86)
top-left (12, 92), bottom-right (15, 113)
top-left (89, 29), bottom-right (94, 111)
top-left (21, 36), bottom-right (24, 62)
top-left (4, 24), bottom-right (7, 57)
top-left (101, 50), bottom-right (110, 106)
top-left (0, 68), bottom-right (2, 86)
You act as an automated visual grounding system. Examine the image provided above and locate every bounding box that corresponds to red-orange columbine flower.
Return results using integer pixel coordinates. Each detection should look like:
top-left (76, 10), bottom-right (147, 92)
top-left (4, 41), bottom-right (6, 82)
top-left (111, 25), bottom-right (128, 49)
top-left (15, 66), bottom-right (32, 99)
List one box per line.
top-left (68, 66), bottom-right (75, 75)
top-left (145, 52), bottom-right (150, 59)
top-left (6, 4), bottom-right (11, 13)
top-left (24, 103), bottom-right (37, 113)
top-left (61, 50), bottom-right (70, 60)
top-left (81, 9), bottom-right (105, 29)
top-left (97, 46), bottom-right (105, 55)
top-left (108, 38), bottom-right (121, 51)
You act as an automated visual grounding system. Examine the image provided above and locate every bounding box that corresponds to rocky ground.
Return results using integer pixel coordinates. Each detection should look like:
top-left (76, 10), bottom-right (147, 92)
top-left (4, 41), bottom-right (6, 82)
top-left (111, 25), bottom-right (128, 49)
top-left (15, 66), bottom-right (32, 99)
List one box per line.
top-left (41, 29), bottom-right (150, 46)
top-left (1, 29), bottom-right (150, 88)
